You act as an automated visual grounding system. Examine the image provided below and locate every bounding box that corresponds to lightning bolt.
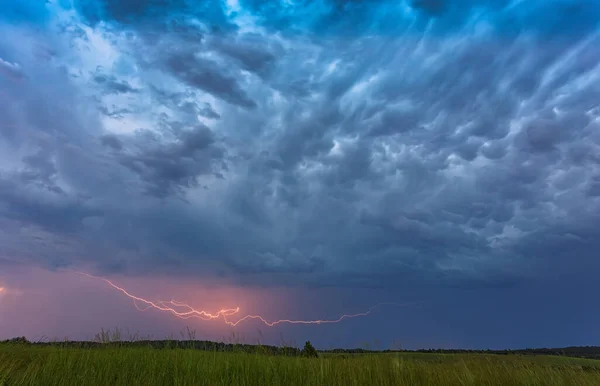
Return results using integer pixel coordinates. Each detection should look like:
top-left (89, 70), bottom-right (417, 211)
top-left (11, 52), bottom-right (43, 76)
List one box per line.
top-left (77, 272), bottom-right (404, 327)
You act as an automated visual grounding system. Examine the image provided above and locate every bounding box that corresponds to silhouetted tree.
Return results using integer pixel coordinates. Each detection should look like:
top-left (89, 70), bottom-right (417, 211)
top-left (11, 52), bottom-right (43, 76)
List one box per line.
top-left (302, 341), bottom-right (319, 358)
top-left (5, 337), bottom-right (29, 344)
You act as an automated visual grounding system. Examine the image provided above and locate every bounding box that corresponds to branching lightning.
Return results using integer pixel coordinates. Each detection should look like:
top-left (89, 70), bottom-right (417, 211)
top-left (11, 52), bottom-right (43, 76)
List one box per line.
top-left (77, 272), bottom-right (402, 327)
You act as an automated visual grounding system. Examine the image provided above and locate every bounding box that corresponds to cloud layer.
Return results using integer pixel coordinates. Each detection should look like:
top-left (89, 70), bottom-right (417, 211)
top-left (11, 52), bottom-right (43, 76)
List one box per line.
top-left (1, 0), bottom-right (599, 291)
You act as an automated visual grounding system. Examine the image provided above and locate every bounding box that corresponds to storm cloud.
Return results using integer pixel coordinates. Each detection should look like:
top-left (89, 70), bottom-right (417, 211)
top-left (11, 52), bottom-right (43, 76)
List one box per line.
top-left (1, 0), bottom-right (600, 296)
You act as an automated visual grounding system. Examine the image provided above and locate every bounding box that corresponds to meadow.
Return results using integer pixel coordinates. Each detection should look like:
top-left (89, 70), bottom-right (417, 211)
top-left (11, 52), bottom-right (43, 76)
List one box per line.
top-left (2, 338), bottom-right (600, 386)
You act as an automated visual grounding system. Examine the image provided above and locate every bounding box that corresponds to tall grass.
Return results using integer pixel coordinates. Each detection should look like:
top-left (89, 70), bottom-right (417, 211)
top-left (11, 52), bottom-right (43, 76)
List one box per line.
top-left (2, 342), bottom-right (600, 386)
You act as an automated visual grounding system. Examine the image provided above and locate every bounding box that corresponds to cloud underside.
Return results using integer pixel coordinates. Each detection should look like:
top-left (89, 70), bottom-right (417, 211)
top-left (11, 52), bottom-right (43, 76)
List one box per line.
top-left (0, 0), bottom-right (599, 288)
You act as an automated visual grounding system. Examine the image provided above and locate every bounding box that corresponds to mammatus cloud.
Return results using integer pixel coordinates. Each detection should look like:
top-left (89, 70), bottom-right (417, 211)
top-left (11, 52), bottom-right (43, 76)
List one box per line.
top-left (0, 0), bottom-right (599, 291)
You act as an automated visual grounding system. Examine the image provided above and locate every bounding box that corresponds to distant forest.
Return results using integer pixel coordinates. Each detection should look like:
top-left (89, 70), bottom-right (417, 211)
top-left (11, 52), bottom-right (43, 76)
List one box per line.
top-left (329, 347), bottom-right (600, 360)
top-left (3, 337), bottom-right (600, 359)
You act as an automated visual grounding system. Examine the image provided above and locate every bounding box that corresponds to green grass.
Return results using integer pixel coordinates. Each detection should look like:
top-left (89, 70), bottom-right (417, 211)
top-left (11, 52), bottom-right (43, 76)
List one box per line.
top-left (3, 343), bottom-right (600, 385)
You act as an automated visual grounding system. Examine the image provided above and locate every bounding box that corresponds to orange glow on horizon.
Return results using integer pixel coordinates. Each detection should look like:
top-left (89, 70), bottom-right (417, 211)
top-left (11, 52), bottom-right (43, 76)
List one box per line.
top-left (77, 272), bottom-right (403, 328)
top-left (0, 287), bottom-right (4, 293)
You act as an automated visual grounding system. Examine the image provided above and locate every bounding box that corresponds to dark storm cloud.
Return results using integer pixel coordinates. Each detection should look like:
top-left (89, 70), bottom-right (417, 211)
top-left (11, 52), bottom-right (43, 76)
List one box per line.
top-left (73, 0), bottom-right (234, 30)
top-left (207, 34), bottom-right (279, 77)
top-left (149, 86), bottom-right (220, 119)
top-left (100, 134), bottom-right (123, 150)
top-left (1, 0), bottom-right (600, 293)
top-left (117, 124), bottom-right (226, 198)
top-left (97, 105), bottom-right (134, 119)
top-left (0, 176), bottom-right (100, 233)
top-left (197, 103), bottom-right (221, 119)
top-left (94, 73), bottom-right (139, 94)
top-left (66, 0), bottom-right (600, 41)
top-left (163, 51), bottom-right (257, 108)
top-left (19, 148), bottom-right (64, 192)
top-left (411, 0), bottom-right (446, 15)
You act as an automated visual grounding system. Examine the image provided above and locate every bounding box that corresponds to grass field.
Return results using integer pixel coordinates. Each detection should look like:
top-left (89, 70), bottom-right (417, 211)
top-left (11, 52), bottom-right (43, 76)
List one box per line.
top-left (3, 342), bottom-right (600, 386)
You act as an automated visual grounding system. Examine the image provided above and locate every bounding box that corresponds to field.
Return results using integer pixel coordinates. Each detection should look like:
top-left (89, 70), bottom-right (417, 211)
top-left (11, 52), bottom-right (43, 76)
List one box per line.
top-left (3, 341), bottom-right (600, 386)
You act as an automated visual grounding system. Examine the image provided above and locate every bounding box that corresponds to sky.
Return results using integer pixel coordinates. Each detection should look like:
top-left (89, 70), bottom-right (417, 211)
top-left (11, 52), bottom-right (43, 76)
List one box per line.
top-left (0, 0), bottom-right (600, 350)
